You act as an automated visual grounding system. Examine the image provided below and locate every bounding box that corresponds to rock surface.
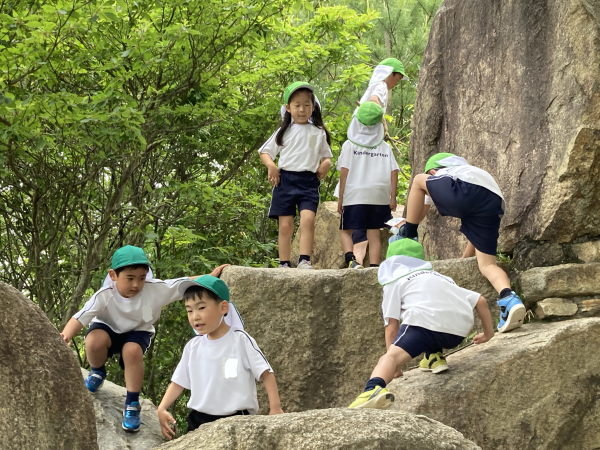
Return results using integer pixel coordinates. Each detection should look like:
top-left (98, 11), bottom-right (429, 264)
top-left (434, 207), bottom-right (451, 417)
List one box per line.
top-left (291, 201), bottom-right (403, 269)
top-left (220, 261), bottom-right (504, 413)
top-left (388, 319), bottom-right (600, 450)
top-left (158, 408), bottom-right (481, 450)
top-left (0, 282), bottom-right (98, 450)
top-left (409, 0), bottom-right (600, 259)
top-left (534, 298), bottom-right (578, 319)
top-left (81, 369), bottom-right (165, 450)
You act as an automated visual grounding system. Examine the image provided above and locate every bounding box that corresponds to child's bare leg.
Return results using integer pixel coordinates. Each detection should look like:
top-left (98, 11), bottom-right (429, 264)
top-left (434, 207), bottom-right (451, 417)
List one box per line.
top-left (370, 345), bottom-right (413, 385)
top-left (278, 216), bottom-right (294, 261)
top-left (298, 209), bottom-right (316, 257)
top-left (405, 173), bottom-right (431, 224)
top-left (367, 229), bottom-right (381, 266)
top-left (476, 250), bottom-right (510, 294)
top-left (340, 229), bottom-right (353, 254)
top-left (353, 240), bottom-right (368, 265)
top-left (85, 329), bottom-right (111, 368)
top-left (462, 241), bottom-right (476, 258)
top-left (122, 342), bottom-right (144, 393)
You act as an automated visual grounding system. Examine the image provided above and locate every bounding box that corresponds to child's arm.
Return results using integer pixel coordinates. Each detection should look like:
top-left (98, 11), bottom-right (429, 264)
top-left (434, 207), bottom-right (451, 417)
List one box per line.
top-left (60, 317), bottom-right (84, 345)
top-left (473, 295), bottom-right (494, 344)
top-left (316, 157), bottom-right (332, 180)
top-left (261, 370), bottom-right (284, 415)
top-left (157, 382), bottom-right (185, 440)
top-left (260, 153), bottom-right (280, 187)
top-left (337, 167), bottom-right (349, 214)
top-left (390, 169), bottom-right (399, 211)
top-left (385, 318), bottom-right (400, 349)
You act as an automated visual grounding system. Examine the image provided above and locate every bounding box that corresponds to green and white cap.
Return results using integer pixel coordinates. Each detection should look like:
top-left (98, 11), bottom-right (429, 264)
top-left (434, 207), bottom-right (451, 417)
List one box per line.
top-left (347, 101), bottom-right (385, 148)
top-left (111, 245), bottom-right (151, 270)
top-left (280, 81), bottom-right (321, 120)
top-left (369, 58), bottom-right (409, 85)
top-left (378, 239), bottom-right (432, 286)
top-left (177, 275), bottom-right (230, 301)
top-left (424, 153), bottom-right (469, 173)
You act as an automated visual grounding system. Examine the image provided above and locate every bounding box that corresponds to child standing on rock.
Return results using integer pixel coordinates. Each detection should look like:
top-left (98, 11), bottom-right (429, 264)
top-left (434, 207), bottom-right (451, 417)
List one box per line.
top-left (338, 102), bottom-right (399, 268)
top-left (349, 239), bottom-right (494, 409)
top-left (259, 82), bottom-right (333, 269)
top-left (157, 276), bottom-right (283, 439)
top-left (60, 245), bottom-right (226, 432)
top-left (398, 153), bottom-right (526, 333)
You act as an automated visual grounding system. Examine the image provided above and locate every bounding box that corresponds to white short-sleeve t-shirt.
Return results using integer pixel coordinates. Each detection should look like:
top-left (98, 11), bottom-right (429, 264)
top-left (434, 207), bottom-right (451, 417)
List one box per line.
top-left (74, 278), bottom-right (188, 335)
top-left (258, 124), bottom-right (332, 173)
top-left (172, 327), bottom-right (272, 415)
top-left (359, 81), bottom-right (389, 111)
top-left (380, 265), bottom-right (481, 337)
top-left (338, 140), bottom-right (399, 206)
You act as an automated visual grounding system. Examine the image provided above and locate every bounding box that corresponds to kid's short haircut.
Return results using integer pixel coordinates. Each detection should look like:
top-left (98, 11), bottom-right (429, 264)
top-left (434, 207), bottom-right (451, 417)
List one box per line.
top-left (183, 285), bottom-right (222, 303)
top-left (114, 263), bottom-right (150, 276)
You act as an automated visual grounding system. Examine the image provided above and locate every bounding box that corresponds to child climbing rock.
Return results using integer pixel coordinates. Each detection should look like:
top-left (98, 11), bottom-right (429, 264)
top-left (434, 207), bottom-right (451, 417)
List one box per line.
top-left (259, 82), bottom-right (333, 269)
top-left (349, 239), bottom-right (494, 409)
top-left (398, 153), bottom-right (526, 333)
top-left (337, 102), bottom-right (399, 268)
top-left (59, 245), bottom-right (227, 432)
top-left (157, 276), bottom-right (283, 439)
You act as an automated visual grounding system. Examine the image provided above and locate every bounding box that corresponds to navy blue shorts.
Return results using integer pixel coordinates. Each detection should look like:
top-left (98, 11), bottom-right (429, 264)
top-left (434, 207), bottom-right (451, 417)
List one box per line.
top-left (268, 170), bottom-right (320, 219)
top-left (393, 324), bottom-right (464, 358)
top-left (352, 229), bottom-right (368, 244)
top-left (426, 176), bottom-right (504, 255)
top-left (340, 205), bottom-right (392, 230)
top-left (85, 322), bottom-right (152, 369)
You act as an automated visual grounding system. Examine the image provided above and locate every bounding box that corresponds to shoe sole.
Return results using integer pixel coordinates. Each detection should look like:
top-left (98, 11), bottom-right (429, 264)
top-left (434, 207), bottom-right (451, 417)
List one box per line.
top-left (354, 392), bottom-right (395, 410)
top-left (87, 380), bottom-right (104, 393)
top-left (122, 424), bottom-right (141, 433)
top-left (420, 365), bottom-right (448, 373)
top-left (498, 303), bottom-right (526, 333)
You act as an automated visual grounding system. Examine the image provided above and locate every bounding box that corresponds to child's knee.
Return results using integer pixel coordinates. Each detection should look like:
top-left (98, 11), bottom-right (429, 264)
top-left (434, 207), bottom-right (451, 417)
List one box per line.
top-left (121, 343), bottom-right (143, 361)
top-left (300, 213), bottom-right (315, 227)
top-left (412, 173), bottom-right (430, 189)
top-left (279, 217), bottom-right (294, 236)
top-left (86, 330), bottom-right (110, 352)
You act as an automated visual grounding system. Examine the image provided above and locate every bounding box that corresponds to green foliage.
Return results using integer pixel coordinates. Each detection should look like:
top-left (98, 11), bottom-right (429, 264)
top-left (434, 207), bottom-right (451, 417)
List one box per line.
top-left (0, 0), bottom-right (440, 430)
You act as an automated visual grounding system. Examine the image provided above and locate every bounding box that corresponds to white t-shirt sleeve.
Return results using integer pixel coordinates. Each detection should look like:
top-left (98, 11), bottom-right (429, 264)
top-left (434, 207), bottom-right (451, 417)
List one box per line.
top-left (258, 129), bottom-right (280, 161)
top-left (370, 83), bottom-right (388, 108)
top-left (73, 289), bottom-right (108, 326)
top-left (381, 284), bottom-right (402, 327)
top-left (338, 141), bottom-right (351, 170)
top-left (456, 286), bottom-right (481, 308)
top-left (156, 277), bottom-right (190, 306)
top-left (424, 195), bottom-right (434, 205)
top-left (171, 340), bottom-right (192, 390)
top-left (318, 130), bottom-right (333, 159)
top-left (236, 330), bottom-right (272, 381)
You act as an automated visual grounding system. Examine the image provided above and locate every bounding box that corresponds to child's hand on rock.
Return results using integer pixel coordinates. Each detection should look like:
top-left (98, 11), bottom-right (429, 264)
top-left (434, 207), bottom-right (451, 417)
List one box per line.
top-left (60, 333), bottom-right (71, 346)
top-left (269, 405), bottom-right (284, 415)
top-left (158, 408), bottom-right (177, 440)
top-left (473, 331), bottom-right (493, 345)
top-left (210, 264), bottom-right (230, 278)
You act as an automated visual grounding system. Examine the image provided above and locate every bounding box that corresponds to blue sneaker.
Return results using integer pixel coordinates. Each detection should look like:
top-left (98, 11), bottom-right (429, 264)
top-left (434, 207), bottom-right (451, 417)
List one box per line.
top-left (85, 369), bottom-right (105, 393)
top-left (122, 401), bottom-right (142, 432)
top-left (497, 292), bottom-right (526, 333)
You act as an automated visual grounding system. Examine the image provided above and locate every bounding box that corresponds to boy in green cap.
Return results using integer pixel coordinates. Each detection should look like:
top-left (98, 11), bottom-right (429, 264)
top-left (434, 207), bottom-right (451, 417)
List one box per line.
top-left (348, 239), bottom-right (494, 409)
top-left (398, 153), bottom-right (526, 333)
top-left (60, 245), bottom-right (227, 432)
top-left (157, 276), bottom-right (283, 439)
top-left (338, 102), bottom-right (399, 268)
top-left (359, 57), bottom-right (408, 112)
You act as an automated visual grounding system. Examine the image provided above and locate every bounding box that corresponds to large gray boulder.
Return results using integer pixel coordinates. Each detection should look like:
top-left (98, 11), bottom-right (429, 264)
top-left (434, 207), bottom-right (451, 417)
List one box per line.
top-left (0, 281), bottom-right (98, 450)
top-left (388, 319), bottom-right (600, 450)
top-left (220, 261), bottom-right (504, 413)
top-left (157, 408), bottom-right (481, 450)
top-left (81, 369), bottom-right (164, 450)
top-left (409, 0), bottom-right (600, 259)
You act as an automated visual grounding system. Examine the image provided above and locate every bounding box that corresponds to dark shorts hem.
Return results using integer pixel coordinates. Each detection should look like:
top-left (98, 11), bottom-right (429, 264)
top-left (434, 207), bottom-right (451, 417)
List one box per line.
top-left (268, 170), bottom-right (320, 219)
top-left (426, 176), bottom-right (503, 255)
top-left (340, 204), bottom-right (392, 230)
top-left (85, 322), bottom-right (152, 369)
top-left (187, 409), bottom-right (250, 433)
top-left (392, 324), bottom-right (464, 358)
top-left (352, 229), bottom-right (368, 244)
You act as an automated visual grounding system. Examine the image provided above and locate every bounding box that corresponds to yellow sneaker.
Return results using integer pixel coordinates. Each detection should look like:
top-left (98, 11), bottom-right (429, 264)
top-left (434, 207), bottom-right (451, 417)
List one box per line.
top-left (419, 352), bottom-right (448, 374)
top-left (348, 386), bottom-right (394, 409)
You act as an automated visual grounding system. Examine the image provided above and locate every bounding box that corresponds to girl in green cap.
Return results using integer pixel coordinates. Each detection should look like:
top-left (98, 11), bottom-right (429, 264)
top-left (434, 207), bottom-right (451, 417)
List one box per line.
top-left (337, 102), bottom-right (400, 268)
top-left (259, 82), bottom-right (333, 269)
top-left (398, 153), bottom-right (526, 334)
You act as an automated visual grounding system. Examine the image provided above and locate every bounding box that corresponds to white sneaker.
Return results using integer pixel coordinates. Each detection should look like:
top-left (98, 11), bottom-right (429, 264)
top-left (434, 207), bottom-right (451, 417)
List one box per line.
top-left (297, 260), bottom-right (315, 270)
top-left (278, 263), bottom-right (292, 269)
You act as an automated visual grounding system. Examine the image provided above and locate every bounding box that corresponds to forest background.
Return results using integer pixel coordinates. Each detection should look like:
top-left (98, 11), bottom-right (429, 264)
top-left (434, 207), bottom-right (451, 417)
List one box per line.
top-left (0, 0), bottom-right (441, 428)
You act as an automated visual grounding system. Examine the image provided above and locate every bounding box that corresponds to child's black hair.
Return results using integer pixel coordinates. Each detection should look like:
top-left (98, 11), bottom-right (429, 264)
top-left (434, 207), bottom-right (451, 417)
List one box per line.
top-left (183, 286), bottom-right (227, 315)
top-left (426, 166), bottom-right (445, 175)
top-left (276, 88), bottom-right (332, 147)
top-left (114, 264), bottom-right (150, 276)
